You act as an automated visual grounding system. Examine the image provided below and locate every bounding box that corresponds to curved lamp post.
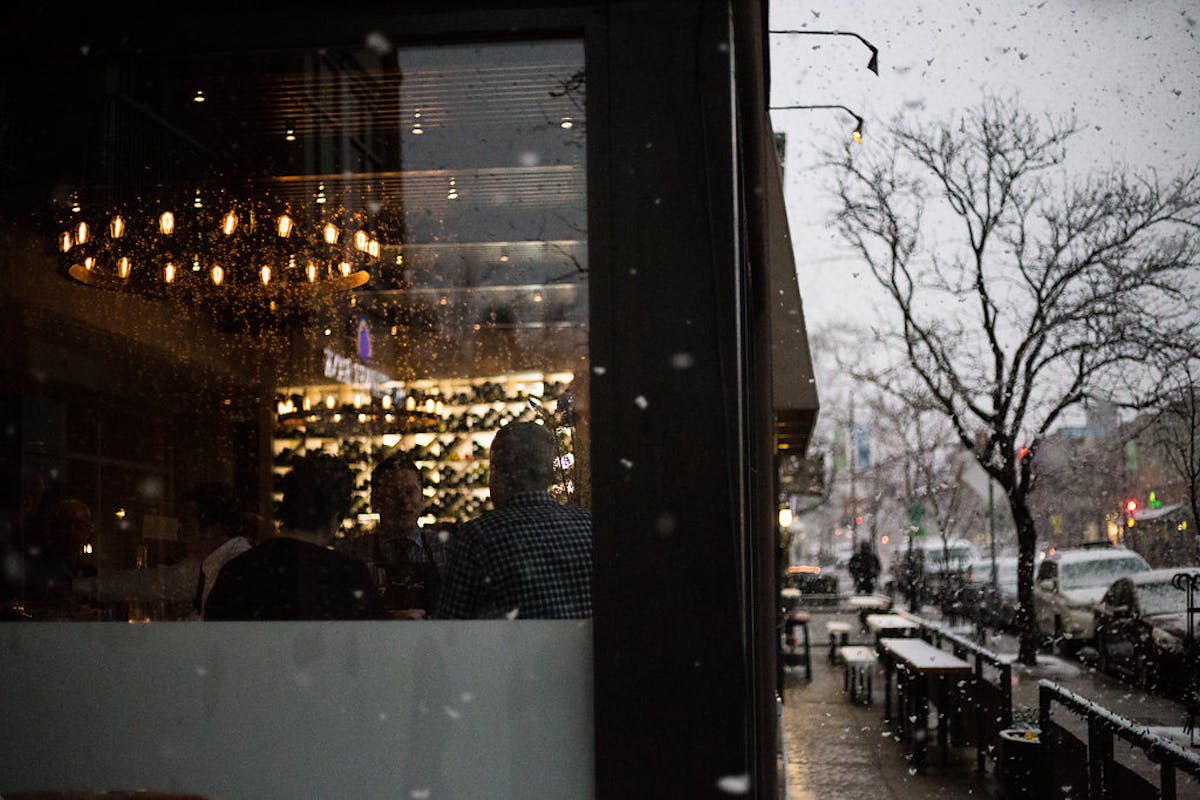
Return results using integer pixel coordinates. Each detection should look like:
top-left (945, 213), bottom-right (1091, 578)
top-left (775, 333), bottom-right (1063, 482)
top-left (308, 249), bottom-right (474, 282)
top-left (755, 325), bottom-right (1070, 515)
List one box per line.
top-left (769, 29), bottom-right (879, 75)
top-left (770, 104), bottom-right (865, 142)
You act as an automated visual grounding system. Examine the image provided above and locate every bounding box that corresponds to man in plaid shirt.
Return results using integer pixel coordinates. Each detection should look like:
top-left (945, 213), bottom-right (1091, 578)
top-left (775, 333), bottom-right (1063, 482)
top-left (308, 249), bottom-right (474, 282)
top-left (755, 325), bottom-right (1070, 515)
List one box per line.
top-left (434, 421), bottom-right (592, 619)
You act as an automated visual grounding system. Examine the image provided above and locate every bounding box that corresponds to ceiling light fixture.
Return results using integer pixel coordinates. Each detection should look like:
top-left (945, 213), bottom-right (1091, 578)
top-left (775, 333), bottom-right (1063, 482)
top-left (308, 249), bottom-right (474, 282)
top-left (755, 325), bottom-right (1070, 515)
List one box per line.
top-left (57, 188), bottom-right (379, 300)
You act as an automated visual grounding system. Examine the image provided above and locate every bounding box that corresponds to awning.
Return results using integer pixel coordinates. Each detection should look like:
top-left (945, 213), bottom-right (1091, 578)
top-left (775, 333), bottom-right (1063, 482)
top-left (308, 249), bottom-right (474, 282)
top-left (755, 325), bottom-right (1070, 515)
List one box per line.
top-left (765, 124), bottom-right (819, 455)
top-left (1132, 503), bottom-right (1185, 522)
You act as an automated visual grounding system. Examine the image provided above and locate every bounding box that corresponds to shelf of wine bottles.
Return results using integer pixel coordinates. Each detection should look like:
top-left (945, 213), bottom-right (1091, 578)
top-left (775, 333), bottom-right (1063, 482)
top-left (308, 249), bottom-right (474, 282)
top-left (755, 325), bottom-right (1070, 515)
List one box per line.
top-left (271, 371), bottom-right (577, 525)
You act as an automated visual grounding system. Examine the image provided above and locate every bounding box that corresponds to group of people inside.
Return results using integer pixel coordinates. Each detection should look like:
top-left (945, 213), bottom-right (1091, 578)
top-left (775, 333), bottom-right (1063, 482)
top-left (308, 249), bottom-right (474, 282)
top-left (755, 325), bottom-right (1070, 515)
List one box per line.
top-left (5, 421), bottom-right (593, 622)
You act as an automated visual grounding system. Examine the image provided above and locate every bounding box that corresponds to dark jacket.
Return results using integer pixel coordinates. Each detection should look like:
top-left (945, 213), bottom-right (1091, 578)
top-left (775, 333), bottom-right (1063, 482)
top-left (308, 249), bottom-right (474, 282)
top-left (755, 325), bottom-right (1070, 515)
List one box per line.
top-left (204, 537), bottom-right (379, 620)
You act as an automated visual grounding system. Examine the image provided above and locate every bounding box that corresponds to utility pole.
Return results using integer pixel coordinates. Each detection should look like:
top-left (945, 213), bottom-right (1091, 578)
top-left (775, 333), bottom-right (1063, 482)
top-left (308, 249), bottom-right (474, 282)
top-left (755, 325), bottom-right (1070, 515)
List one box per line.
top-left (849, 395), bottom-right (858, 548)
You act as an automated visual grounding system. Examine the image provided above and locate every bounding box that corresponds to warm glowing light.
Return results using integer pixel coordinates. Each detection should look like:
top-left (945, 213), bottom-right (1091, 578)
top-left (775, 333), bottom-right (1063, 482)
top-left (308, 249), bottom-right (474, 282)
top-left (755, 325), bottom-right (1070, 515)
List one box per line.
top-left (284, 128), bottom-right (296, 142)
top-left (424, 399), bottom-right (435, 413)
top-left (533, 291), bottom-right (543, 302)
top-left (193, 89), bottom-right (205, 103)
top-left (381, 395), bottom-right (392, 410)
top-left (1125, 499), bottom-right (1138, 513)
top-left (117, 257), bottom-right (131, 279)
top-left (778, 508), bottom-right (793, 528)
top-left (354, 230), bottom-right (369, 251)
top-left (211, 265), bottom-right (224, 285)
top-left (560, 117), bottom-right (574, 129)
top-left (353, 394), bottom-right (365, 409)
top-left (339, 261), bottom-right (351, 277)
top-left (881, 535), bottom-right (890, 544)
top-left (323, 223), bottom-right (339, 244)
top-left (276, 214), bottom-right (293, 238)
top-left (358, 413), bottom-right (368, 423)
top-left (260, 265), bottom-right (271, 285)
top-left (306, 262), bottom-right (317, 282)
top-left (158, 211), bottom-right (175, 235)
top-left (109, 216), bottom-right (125, 238)
top-left (59, 232), bottom-right (72, 253)
top-left (326, 395), bottom-right (336, 409)
top-left (221, 210), bottom-right (238, 235)
top-left (82, 543), bottom-right (93, 554)
top-left (405, 396), bottom-right (416, 412)
top-left (164, 262), bottom-right (177, 283)
top-left (302, 397), bottom-right (312, 411)
top-left (367, 240), bottom-right (380, 258)
top-left (83, 256), bottom-right (96, 271)
top-left (499, 253), bottom-right (509, 263)
top-left (852, 129), bottom-right (863, 143)
top-left (115, 508), bottom-right (126, 519)
top-left (75, 221), bottom-right (90, 244)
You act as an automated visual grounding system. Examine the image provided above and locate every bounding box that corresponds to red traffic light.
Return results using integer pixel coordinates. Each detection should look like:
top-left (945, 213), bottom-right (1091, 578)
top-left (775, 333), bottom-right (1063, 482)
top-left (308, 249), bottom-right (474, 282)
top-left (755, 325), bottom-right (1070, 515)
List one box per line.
top-left (1124, 499), bottom-right (1138, 513)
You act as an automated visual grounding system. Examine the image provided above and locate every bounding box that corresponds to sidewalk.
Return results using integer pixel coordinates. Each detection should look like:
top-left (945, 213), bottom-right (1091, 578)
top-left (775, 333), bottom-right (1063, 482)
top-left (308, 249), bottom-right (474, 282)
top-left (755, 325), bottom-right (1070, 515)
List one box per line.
top-left (778, 608), bottom-right (996, 800)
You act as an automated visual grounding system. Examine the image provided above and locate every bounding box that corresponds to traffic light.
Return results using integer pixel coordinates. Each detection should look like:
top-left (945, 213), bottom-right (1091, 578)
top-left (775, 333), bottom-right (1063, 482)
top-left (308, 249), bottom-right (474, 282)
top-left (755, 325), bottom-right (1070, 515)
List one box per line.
top-left (1124, 498), bottom-right (1138, 528)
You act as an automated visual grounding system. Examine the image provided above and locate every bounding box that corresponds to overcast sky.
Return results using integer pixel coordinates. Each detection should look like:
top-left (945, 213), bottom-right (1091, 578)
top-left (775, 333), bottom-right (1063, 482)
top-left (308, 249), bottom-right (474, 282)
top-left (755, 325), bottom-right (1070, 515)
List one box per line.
top-left (768, 0), bottom-right (1200, 338)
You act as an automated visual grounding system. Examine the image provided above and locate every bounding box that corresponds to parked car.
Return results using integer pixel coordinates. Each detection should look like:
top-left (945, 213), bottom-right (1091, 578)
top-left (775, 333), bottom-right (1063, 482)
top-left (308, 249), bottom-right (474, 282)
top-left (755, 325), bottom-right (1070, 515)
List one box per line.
top-left (1034, 547), bottom-right (1151, 652)
top-left (1093, 567), bottom-right (1199, 692)
top-left (964, 555), bottom-right (1019, 630)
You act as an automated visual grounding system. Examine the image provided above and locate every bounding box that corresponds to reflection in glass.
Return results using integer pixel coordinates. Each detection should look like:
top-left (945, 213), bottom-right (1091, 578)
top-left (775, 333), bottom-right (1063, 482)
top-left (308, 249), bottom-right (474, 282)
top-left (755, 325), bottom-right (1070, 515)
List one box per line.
top-left (0, 36), bottom-right (586, 622)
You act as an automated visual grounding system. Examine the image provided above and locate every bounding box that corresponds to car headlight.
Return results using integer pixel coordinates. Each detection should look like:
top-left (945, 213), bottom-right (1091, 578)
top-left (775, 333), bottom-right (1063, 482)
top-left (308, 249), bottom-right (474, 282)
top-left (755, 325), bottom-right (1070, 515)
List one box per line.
top-left (1152, 628), bottom-right (1182, 653)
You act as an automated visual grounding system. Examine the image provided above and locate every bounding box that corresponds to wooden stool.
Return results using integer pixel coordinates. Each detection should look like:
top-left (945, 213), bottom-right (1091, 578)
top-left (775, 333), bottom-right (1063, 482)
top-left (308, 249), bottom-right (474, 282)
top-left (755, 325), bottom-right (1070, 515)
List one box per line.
top-left (838, 645), bottom-right (877, 705)
top-left (783, 611), bottom-right (812, 680)
top-left (826, 621), bottom-right (852, 663)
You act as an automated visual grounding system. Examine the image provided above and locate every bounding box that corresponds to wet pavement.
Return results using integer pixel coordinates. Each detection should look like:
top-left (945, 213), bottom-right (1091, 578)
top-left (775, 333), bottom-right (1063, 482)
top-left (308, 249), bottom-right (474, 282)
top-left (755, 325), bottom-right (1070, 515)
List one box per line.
top-left (779, 608), bottom-right (995, 800)
top-left (778, 597), bottom-right (1200, 799)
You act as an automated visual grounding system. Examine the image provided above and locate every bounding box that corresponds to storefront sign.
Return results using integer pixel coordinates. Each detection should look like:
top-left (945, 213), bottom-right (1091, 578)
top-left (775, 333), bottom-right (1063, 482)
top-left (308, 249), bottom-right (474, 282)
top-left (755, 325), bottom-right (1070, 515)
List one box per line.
top-left (323, 348), bottom-right (400, 403)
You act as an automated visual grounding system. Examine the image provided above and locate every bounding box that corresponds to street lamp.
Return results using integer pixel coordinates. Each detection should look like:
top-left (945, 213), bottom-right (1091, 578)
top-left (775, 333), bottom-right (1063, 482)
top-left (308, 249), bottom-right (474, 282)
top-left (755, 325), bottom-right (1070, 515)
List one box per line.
top-left (769, 29), bottom-right (880, 75)
top-left (770, 104), bottom-right (865, 142)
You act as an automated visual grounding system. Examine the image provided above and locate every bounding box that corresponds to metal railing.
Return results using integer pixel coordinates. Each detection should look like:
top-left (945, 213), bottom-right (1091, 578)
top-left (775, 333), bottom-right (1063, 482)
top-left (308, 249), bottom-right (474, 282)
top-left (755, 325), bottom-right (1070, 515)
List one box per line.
top-left (898, 610), bottom-right (1014, 773)
top-left (1038, 680), bottom-right (1200, 800)
top-left (1175, 570), bottom-right (1199, 747)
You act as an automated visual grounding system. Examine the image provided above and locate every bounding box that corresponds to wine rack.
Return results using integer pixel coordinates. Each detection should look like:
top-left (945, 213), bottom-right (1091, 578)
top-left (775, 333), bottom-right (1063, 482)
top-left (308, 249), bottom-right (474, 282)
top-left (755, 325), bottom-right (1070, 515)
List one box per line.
top-left (272, 371), bottom-right (576, 528)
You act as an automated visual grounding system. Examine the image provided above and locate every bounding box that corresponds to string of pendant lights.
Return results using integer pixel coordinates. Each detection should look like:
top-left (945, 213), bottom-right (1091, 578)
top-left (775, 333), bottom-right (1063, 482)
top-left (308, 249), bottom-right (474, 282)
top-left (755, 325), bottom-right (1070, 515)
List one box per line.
top-left (57, 186), bottom-right (381, 300)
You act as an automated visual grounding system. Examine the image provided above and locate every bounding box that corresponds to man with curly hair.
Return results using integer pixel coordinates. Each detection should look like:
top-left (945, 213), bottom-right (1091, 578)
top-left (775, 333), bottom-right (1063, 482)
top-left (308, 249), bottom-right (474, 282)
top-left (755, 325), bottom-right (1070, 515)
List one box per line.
top-left (205, 452), bottom-right (379, 620)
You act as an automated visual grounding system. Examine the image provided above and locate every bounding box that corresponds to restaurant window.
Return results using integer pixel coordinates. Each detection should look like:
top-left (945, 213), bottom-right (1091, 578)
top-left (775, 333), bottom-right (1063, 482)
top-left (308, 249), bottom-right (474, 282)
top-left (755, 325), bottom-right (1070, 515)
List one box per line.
top-left (0, 30), bottom-right (588, 621)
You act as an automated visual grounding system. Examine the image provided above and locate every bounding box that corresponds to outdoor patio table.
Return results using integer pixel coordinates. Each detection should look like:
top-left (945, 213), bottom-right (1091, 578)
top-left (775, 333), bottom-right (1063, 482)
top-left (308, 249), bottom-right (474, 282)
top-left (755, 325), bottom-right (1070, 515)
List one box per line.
top-left (877, 637), bottom-right (972, 772)
top-left (865, 613), bottom-right (920, 645)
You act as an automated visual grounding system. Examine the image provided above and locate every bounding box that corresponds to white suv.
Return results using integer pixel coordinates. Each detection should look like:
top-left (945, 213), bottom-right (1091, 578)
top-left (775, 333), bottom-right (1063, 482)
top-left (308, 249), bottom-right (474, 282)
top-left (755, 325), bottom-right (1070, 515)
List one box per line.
top-left (1034, 546), bottom-right (1150, 650)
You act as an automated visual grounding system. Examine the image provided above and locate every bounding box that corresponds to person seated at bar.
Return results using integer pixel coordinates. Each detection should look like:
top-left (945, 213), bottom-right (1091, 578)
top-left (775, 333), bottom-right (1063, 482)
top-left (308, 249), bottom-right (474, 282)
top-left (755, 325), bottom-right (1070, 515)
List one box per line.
top-left (338, 453), bottom-right (448, 619)
top-left (72, 482), bottom-right (251, 620)
top-left (205, 452), bottom-right (379, 621)
top-left (435, 421), bottom-right (592, 619)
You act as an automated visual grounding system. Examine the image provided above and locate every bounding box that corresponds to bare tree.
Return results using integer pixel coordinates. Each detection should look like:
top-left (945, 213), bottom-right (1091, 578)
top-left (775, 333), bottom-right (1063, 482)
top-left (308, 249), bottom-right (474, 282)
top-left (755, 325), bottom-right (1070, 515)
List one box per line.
top-left (828, 95), bottom-right (1200, 663)
top-left (858, 376), bottom-right (980, 614)
top-left (1146, 348), bottom-right (1200, 563)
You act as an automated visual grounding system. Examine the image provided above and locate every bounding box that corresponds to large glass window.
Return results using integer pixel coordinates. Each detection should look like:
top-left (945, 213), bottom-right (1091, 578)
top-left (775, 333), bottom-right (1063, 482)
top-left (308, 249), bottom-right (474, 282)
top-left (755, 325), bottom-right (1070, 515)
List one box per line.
top-left (1, 32), bottom-right (587, 622)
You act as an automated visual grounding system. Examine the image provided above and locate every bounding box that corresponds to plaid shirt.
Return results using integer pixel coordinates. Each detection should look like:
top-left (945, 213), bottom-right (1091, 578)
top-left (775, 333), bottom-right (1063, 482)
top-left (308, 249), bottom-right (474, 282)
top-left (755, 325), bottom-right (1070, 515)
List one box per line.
top-left (434, 491), bottom-right (592, 619)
